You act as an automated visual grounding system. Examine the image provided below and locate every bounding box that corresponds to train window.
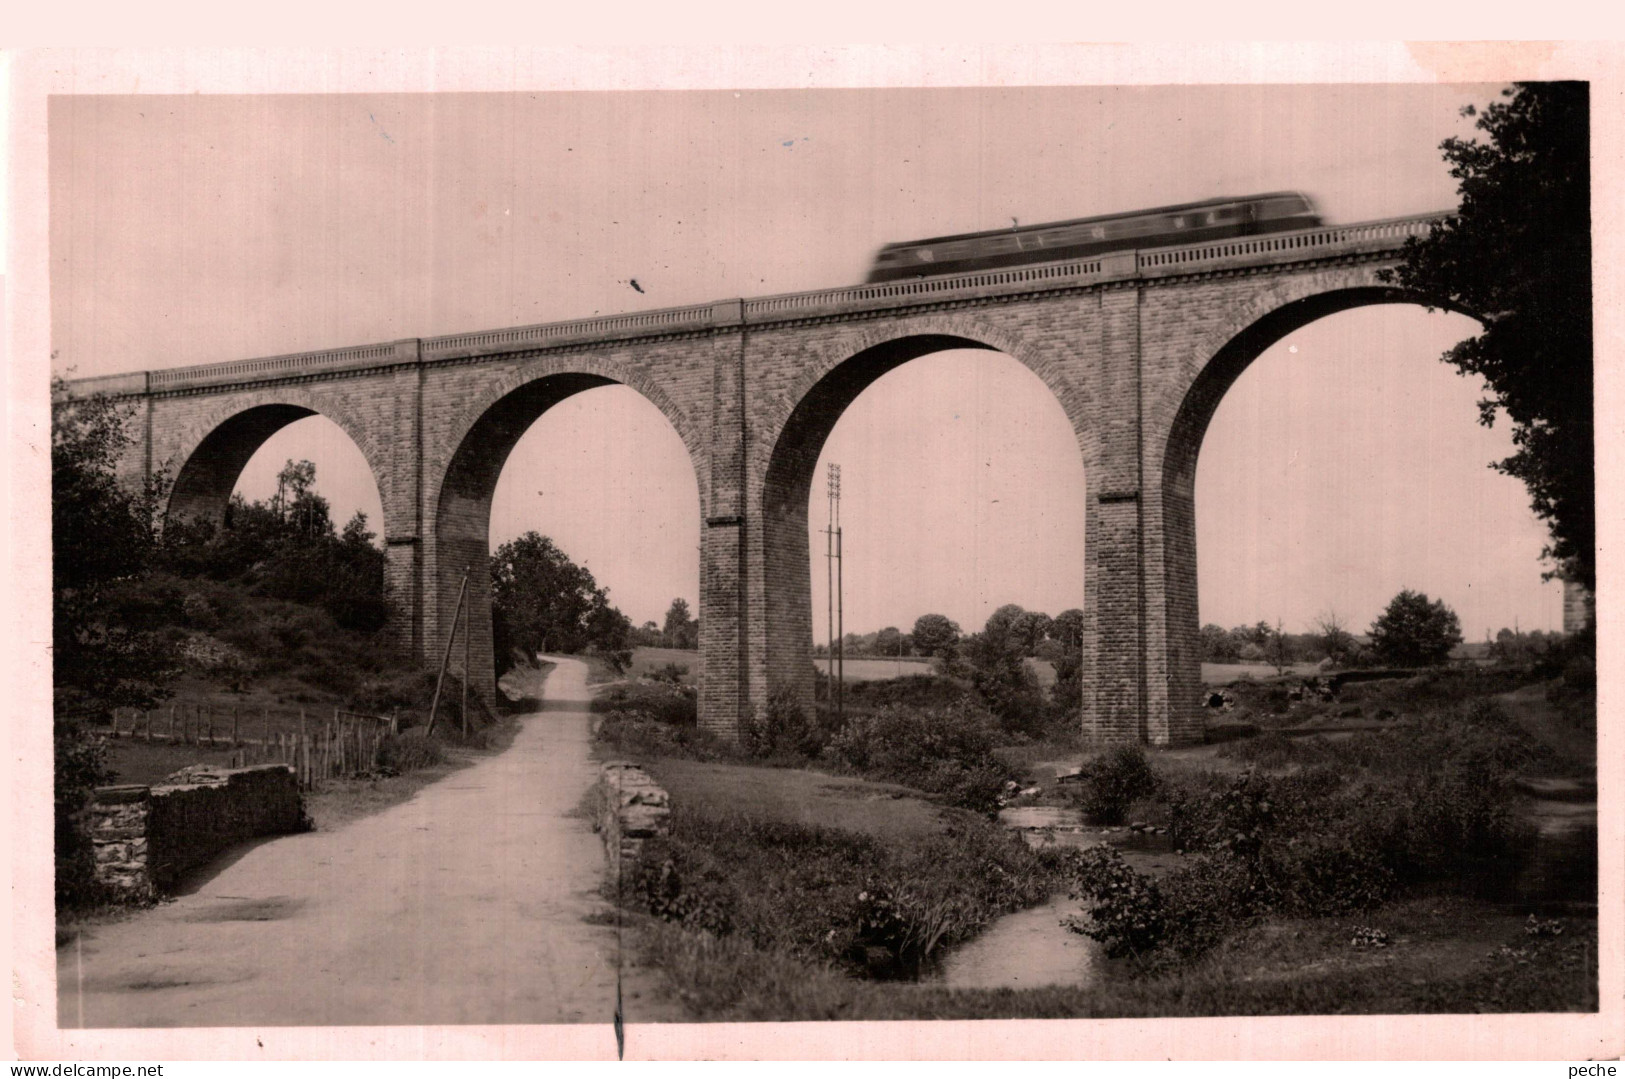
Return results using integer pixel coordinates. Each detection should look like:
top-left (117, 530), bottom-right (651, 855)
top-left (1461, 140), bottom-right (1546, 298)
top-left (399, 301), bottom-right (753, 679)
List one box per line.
top-left (915, 248), bottom-right (936, 262)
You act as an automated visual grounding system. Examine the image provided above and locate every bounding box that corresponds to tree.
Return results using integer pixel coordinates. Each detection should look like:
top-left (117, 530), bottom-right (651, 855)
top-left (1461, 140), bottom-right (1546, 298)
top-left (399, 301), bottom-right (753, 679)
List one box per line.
top-left (52, 385), bottom-right (178, 716)
top-left (981, 604), bottom-right (1028, 654)
top-left (1264, 618), bottom-right (1293, 675)
top-left (911, 613), bottom-right (961, 658)
top-left (662, 597), bottom-right (699, 650)
top-left (490, 533), bottom-right (601, 657)
top-left (52, 385), bottom-right (177, 905)
top-left (874, 626), bottom-right (907, 657)
top-left (1048, 608), bottom-right (1087, 711)
top-left (1201, 623), bottom-right (1240, 663)
top-left (1369, 589), bottom-right (1464, 667)
top-left (962, 607), bottom-right (1046, 734)
top-left (1051, 609), bottom-right (1086, 651)
top-left (1381, 82), bottom-right (1593, 591)
top-left (1010, 610), bottom-right (1054, 656)
top-left (1314, 610), bottom-right (1356, 667)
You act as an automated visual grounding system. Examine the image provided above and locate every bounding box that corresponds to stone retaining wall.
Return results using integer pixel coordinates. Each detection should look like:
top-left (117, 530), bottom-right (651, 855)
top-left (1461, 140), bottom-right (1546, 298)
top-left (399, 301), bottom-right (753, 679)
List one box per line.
top-left (87, 764), bottom-right (309, 901)
top-left (596, 761), bottom-right (671, 877)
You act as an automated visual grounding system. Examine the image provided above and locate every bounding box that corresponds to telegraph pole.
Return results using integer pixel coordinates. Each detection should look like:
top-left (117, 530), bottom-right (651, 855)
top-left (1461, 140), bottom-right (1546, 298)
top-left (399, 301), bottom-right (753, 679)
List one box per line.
top-left (826, 463), bottom-right (843, 723)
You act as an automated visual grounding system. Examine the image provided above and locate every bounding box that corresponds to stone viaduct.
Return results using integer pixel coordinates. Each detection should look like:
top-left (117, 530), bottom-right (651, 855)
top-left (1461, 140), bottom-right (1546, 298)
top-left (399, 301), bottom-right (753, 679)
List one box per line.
top-left (65, 213), bottom-right (1452, 746)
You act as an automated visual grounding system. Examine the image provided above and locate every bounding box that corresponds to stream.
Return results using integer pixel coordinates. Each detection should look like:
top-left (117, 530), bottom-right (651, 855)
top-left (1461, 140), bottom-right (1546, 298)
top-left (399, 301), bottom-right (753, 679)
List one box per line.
top-left (928, 805), bottom-right (1126, 991)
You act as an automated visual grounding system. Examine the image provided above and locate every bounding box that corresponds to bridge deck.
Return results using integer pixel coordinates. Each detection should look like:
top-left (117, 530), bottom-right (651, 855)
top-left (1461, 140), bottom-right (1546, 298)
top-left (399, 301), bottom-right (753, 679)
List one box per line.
top-left (61, 212), bottom-right (1446, 398)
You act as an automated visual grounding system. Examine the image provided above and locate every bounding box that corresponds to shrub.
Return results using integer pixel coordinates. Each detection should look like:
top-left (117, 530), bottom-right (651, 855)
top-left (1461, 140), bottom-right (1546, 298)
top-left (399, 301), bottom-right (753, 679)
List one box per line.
top-left (55, 720), bottom-right (116, 909)
top-left (628, 806), bottom-right (1071, 980)
top-left (1073, 745), bottom-right (1159, 825)
top-left (377, 730), bottom-right (445, 772)
top-left (625, 842), bottom-right (737, 935)
top-left (841, 673), bottom-right (975, 712)
top-left (595, 710), bottom-right (729, 761)
top-left (824, 700), bottom-right (1012, 811)
top-left (1064, 845), bottom-right (1167, 959)
top-left (181, 591), bottom-right (219, 630)
top-left (741, 688), bottom-right (833, 760)
top-left (591, 681), bottom-right (698, 728)
top-left (651, 661), bottom-right (691, 685)
top-left (1217, 730), bottom-right (1333, 770)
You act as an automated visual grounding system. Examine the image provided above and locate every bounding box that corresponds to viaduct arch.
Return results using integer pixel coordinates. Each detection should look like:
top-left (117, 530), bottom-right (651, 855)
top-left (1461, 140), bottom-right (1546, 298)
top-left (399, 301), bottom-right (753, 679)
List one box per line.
top-left (64, 213), bottom-right (1452, 746)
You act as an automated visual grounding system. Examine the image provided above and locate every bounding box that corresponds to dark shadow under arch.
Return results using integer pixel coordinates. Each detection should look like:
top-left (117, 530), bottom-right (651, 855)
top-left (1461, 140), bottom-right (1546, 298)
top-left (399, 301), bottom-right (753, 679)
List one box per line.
top-left (166, 404), bottom-right (371, 527)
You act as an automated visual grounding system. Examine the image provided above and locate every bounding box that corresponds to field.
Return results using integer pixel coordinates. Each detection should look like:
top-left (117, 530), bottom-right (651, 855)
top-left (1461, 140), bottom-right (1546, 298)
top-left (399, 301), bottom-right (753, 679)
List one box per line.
top-left (628, 647), bottom-right (703, 681)
top-left (812, 655), bottom-right (938, 682)
top-left (1201, 661), bottom-right (1323, 683)
top-left (653, 650), bottom-right (1321, 689)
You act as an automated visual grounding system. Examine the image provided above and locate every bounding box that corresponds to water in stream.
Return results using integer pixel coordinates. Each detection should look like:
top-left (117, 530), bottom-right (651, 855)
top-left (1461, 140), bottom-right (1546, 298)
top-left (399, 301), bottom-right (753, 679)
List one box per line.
top-left (933, 894), bottom-right (1101, 990)
top-left (929, 805), bottom-right (1110, 990)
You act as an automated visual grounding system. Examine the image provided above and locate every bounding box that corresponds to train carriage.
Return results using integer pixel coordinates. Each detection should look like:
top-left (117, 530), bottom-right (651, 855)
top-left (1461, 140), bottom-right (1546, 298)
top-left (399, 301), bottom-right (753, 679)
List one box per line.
top-left (865, 192), bottom-right (1321, 283)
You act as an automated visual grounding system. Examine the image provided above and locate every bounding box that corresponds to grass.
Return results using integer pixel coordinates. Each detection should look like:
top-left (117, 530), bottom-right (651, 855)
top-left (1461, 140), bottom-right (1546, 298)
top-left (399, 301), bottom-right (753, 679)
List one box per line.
top-left (101, 738), bottom-right (242, 787)
top-left (608, 660), bottom-right (1598, 1021)
top-left (619, 793), bottom-right (1075, 982)
top-left (645, 757), bottom-right (956, 844)
top-left (303, 712), bottom-right (520, 831)
top-left (625, 893), bottom-right (1598, 1022)
top-left (628, 647), bottom-right (702, 682)
top-left (1202, 661), bottom-right (1325, 684)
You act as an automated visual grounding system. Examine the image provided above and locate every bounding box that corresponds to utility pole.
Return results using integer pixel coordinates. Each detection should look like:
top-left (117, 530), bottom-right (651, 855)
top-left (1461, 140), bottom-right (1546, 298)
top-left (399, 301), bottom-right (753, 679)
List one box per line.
top-left (462, 588), bottom-right (471, 738)
top-left (428, 567), bottom-right (470, 737)
top-left (832, 458), bottom-right (845, 721)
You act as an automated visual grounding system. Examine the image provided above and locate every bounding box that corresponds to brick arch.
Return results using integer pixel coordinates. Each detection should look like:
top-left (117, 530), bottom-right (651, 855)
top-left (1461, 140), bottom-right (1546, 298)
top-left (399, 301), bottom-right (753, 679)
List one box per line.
top-left (752, 313), bottom-right (1095, 719)
top-left (425, 356), bottom-right (706, 706)
top-left (750, 311), bottom-right (1094, 485)
top-left (426, 354), bottom-right (706, 515)
top-left (1148, 274), bottom-right (1483, 746)
top-left (161, 387), bottom-right (390, 528)
top-left (1160, 277), bottom-right (1470, 496)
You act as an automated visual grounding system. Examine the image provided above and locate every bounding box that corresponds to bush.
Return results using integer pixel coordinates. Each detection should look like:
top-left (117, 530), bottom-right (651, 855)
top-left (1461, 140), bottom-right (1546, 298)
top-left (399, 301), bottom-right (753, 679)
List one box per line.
top-left (651, 662), bottom-right (691, 685)
top-left (1064, 845), bottom-right (1167, 959)
top-left (627, 806), bottom-right (1072, 979)
top-left (741, 688), bottom-right (834, 760)
top-left (824, 700), bottom-right (1013, 811)
top-left (55, 720), bottom-right (116, 909)
top-left (591, 681), bottom-right (698, 728)
top-left (1073, 745), bottom-right (1159, 825)
top-left (841, 674), bottom-right (975, 712)
top-left (1217, 730), bottom-right (1332, 770)
top-left (595, 710), bottom-right (730, 761)
top-left (377, 730), bottom-right (445, 772)
top-left (625, 843), bottom-right (737, 935)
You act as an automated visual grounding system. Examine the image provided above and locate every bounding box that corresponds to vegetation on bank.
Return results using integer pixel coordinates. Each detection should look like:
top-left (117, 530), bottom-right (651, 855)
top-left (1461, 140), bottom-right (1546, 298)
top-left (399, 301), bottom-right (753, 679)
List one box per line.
top-left (593, 630), bottom-right (1595, 1019)
top-left (51, 386), bottom-right (506, 911)
top-left (623, 806), bottom-right (1075, 980)
top-left (626, 895), bottom-right (1596, 1021)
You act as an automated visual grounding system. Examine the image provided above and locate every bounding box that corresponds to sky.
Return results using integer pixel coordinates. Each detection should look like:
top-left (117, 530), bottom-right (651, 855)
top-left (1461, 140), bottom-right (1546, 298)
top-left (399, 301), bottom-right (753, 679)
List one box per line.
top-left (48, 85), bottom-right (1566, 635)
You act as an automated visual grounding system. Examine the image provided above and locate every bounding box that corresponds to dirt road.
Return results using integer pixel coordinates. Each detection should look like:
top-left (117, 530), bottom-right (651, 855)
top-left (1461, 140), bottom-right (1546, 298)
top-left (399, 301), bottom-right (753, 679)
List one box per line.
top-left (58, 657), bottom-right (632, 1028)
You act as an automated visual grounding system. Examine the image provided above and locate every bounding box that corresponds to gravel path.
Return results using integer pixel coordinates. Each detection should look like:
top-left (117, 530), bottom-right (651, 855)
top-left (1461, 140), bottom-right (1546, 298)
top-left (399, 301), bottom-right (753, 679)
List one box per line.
top-left (58, 657), bottom-right (626, 1028)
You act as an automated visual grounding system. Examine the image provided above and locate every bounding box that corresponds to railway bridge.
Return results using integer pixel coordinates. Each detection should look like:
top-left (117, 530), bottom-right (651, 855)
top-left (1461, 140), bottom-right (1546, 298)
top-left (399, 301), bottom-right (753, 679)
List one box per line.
top-left (64, 212), bottom-right (1452, 746)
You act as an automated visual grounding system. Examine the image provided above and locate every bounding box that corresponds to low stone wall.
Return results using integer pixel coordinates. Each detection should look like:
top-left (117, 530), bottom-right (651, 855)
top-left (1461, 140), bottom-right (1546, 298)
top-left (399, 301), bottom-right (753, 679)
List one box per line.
top-left (87, 764), bottom-right (308, 901)
top-left (596, 761), bottom-right (671, 878)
